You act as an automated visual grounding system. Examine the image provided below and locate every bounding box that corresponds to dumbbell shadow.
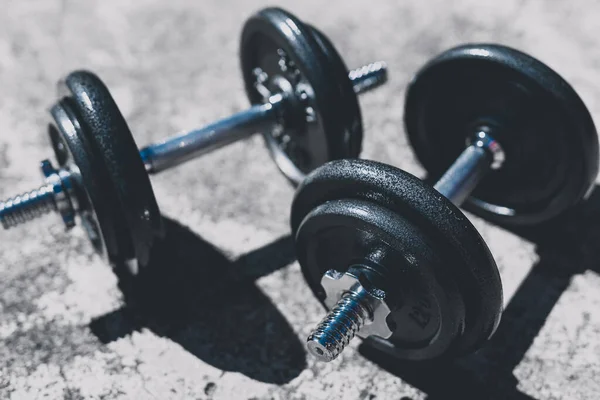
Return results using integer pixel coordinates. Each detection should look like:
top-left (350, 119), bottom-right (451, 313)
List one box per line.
top-left (358, 185), bottom-right (600, 399)
top-left (90, 217), bottom-right (305, 384)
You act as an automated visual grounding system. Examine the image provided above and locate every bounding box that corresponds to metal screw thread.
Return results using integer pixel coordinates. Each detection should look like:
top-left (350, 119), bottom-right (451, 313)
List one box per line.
top-left (306, 290), bottom-right (372, 362)
top-left (349, 61), bottom-right (388, 95)
top-left (0, 184), bottom-right (56, 229)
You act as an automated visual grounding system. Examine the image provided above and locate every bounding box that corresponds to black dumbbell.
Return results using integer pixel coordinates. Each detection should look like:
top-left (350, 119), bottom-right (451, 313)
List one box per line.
top-left (291, 44), bottom-right (598, 362)
top-left (0, 7), bottom-right (386, 274)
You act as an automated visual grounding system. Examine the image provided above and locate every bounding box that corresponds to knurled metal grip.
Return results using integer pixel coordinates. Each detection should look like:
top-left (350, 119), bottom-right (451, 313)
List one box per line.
top-left (138, 63), bottom-right (387, 176)
top-left (433, 130), bottom-right (504, 206)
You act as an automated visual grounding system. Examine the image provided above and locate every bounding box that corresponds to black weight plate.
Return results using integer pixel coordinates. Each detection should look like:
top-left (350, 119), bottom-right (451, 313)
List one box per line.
top-left (61, 71), bottom-right (164, 270)
top-left (307, 25), bottom-right (363, 159)
top-left (240, 7), bottom-right (354, 185)
top-left (405, 43), bottom-right (599, 225)
top-left (296, 198), bottom-right (466, 360)
top-left (48, 100), bottom-right (131, 264)
top-left (291, 159), bottom-right (502, 359)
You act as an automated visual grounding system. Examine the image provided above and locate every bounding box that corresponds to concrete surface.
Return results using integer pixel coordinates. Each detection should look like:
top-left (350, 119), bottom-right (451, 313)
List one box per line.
top-left (1, 0), bottom-right (600, 398)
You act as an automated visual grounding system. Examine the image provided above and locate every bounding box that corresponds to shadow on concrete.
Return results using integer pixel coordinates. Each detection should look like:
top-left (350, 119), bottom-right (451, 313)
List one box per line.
top-left (359, 185), bottom-right (600, 399)
top-left (90, 217), bottom-right (305, 384)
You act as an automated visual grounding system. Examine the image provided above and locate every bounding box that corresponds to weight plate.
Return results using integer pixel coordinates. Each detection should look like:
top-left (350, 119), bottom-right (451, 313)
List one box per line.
top-left (49, 100), bottom-right (130, 264)
top-left (240, 7), bottom-right (359, 185)
top-left (291, 159), bottom-right (502, 360)
top-left (61, 71), bottom-right (164, 271)
top-left (297, 198), bottom-right (466, 360)
top-left (405, 43), bottom-right (599, 225)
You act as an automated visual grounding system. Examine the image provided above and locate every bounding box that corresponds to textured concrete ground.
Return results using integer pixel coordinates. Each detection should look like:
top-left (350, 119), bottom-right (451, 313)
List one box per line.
top-left (1, 0), bottom-right (600, 399)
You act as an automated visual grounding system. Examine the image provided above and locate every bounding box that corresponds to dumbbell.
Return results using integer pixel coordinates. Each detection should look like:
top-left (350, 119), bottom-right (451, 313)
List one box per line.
top-left (0, 7), bottom-right (387, 273)
top-left (291, 44), bottom-right (598, 362)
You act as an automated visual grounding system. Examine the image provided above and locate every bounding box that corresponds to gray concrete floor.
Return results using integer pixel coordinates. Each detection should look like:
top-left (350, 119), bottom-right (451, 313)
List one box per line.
top-left (1, 0), bottom-right (599, 398)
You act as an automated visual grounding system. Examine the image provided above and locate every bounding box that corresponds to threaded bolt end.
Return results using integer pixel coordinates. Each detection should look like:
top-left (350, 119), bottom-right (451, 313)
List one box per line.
top-left (0, 184), bottom-right (57, 229)
top-left (348, 61), bottom-right (388, 95)
top-left (307, 290), bottom-right (372, 362)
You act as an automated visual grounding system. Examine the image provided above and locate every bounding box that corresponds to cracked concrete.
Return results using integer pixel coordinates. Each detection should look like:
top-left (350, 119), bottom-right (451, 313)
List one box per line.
top-left (1, 0), bottom-right (600, 399)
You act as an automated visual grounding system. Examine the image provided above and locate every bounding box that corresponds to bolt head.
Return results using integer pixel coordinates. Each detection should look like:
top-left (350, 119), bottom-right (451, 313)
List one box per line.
top-left (306, 336), bottom-right (338, 362)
